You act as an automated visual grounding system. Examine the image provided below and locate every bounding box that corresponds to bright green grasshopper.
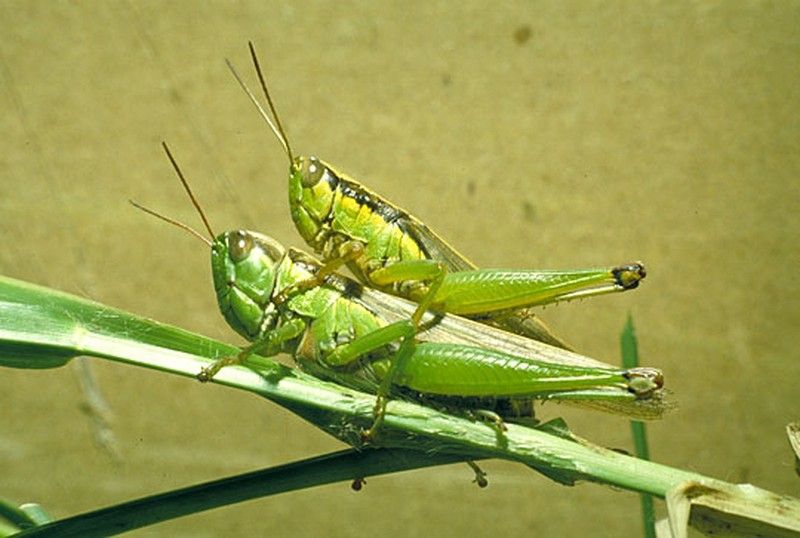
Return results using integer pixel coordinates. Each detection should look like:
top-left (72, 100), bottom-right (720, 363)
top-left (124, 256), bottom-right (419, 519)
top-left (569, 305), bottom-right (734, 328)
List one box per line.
top-left (203, 229), bottom-right (663, 432)
top-left (226, 43), bottom-right (646, 349)
top-left (136, 145), bottom-right (666, 446)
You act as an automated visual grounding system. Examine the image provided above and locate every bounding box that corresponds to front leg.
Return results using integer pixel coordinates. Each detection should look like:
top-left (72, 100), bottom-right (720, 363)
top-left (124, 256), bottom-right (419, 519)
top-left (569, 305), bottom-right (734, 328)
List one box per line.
top-left (274, 241), bottom-right (366, 305)
top-left (197, 318), bottom-right (306, 382)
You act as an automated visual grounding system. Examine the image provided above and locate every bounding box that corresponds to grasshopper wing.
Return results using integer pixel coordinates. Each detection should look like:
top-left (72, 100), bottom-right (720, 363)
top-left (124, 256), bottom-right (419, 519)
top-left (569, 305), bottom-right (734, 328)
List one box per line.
top-left (397, 215), bottom-right (477, 272)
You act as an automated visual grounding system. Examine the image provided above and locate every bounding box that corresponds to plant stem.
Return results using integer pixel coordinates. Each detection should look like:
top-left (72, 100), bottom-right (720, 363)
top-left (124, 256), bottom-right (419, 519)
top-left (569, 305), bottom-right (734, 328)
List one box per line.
top-left (2, 276), bottom-right (799, 536)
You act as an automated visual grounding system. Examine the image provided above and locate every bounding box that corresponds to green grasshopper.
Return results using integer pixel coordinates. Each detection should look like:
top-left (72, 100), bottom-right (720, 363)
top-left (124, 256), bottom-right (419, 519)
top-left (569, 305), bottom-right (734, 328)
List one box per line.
top-left (226, 43), bottom-right (646, 349)
top-left (135, 145), bottom-right (666, 448)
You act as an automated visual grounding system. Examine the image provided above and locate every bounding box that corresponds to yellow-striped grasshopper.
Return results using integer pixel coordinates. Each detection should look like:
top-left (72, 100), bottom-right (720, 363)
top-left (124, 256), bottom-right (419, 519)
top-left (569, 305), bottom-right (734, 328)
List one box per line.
top-left (228, 43), bottom-right (646, 349)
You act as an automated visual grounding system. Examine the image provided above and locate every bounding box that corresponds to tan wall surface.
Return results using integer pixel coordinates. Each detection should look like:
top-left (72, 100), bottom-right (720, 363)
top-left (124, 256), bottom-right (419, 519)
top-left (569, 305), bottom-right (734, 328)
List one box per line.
top-left (1, 2), bottom-right (798, 536)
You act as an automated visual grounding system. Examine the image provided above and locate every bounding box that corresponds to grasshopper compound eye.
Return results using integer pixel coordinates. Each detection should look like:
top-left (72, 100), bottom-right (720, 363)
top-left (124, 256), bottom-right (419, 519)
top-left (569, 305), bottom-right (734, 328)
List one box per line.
top-left (228, 231), bottom-right (255, 262)
top-left (301, 156), bottom-right (326, 187)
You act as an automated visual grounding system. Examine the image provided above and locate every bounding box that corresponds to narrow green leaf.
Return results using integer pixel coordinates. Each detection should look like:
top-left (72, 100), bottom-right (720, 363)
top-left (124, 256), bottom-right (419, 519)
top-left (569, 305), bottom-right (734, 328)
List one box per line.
top-left (15, 449), bottom-right (469, 537)
top-left (18, 504), bottom-right (51, 526)
top-left (0, 498), bottom-right (37, 529)
top-left (3, 276), bottom-right (799, 536)
top-left (621, 314), bottom-right (655, 538)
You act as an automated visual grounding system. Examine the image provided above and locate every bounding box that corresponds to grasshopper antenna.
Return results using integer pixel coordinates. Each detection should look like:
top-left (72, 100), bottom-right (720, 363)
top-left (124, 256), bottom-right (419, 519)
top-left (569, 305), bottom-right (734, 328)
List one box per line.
top-left (161, 142), bottom-right (216, 241)
top-left (224, 43), bottom-right (294, 165)
top-left (247, 41), bottom-right (293, 162)
top-left (130, 142), bottom-right (216, 247)
top-left (129, 200), bottom-right (212, 247)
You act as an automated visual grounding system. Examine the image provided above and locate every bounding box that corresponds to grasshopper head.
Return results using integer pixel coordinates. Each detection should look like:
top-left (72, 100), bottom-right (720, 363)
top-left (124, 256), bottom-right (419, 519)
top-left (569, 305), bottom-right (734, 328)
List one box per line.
top-left (288, 155), bottom-right (335, 246)
top-left (211, 230), bottom-right (286, 339)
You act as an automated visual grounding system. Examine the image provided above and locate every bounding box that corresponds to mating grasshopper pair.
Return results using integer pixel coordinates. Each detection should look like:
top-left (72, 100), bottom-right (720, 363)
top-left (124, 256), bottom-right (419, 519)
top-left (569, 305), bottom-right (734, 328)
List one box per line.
top-left (137, 43), bottom-right (666, 450)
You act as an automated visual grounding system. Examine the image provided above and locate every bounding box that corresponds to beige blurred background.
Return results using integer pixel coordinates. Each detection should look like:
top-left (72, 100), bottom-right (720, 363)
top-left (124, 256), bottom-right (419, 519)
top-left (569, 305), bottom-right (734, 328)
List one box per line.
top-left (1, 2), bottom-right (798, 536)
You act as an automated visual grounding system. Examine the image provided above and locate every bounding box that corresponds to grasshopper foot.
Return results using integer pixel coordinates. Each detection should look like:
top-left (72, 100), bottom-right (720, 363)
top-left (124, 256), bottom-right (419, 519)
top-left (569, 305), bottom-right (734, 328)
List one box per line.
top-left (613, 262), bottom-right (646, 290)
top-left (466, 460), bottom-right (489, 488)
top-left (196, 364), bottom-right (220, 383)
top-left (360, 395), bottom-right (388, 443)
top-left (473, 409), bottom-right (508, 433)
top-left (624, 367), bottom-right (664, 397)
top-left (196, 355), bottom-right (241, 383)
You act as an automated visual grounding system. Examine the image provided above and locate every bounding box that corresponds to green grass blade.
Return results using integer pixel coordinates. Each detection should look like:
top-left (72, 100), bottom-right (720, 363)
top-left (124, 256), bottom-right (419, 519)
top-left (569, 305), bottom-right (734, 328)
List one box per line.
top-left (621, 314), bottom-right (655, 538)
top-left (15, 448), bottom-right (468, 537)
top-left (3, 276), bottom-right (799, 536)
top-left (0, 499), bottom-right (37, 530)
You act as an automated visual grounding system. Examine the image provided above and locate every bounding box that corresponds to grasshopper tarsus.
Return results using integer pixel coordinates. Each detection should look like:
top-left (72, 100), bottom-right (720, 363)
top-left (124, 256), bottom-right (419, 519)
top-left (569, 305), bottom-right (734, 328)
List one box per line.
top-left (196, 354), bottom-right (245, 383)
top-left (613, 261), bottom-right (647, 290)
top-left (466, 460), bottom-right (489, 488)
top-left (473, 409), bottom-right (508, 433)
top-left (624, 367), bottom-right (664, 397)
top-left (196, 367), bottom-right (215, 383)
top-left (359, 428), bottom-right (378, 446)
top-left (360, 396), bottom-right (388, 444)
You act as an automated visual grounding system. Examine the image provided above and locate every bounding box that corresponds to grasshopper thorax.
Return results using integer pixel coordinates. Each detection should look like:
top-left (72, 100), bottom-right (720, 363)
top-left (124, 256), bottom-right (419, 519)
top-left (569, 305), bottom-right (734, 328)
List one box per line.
top-left (211, 230), bottom-right (287, 339)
